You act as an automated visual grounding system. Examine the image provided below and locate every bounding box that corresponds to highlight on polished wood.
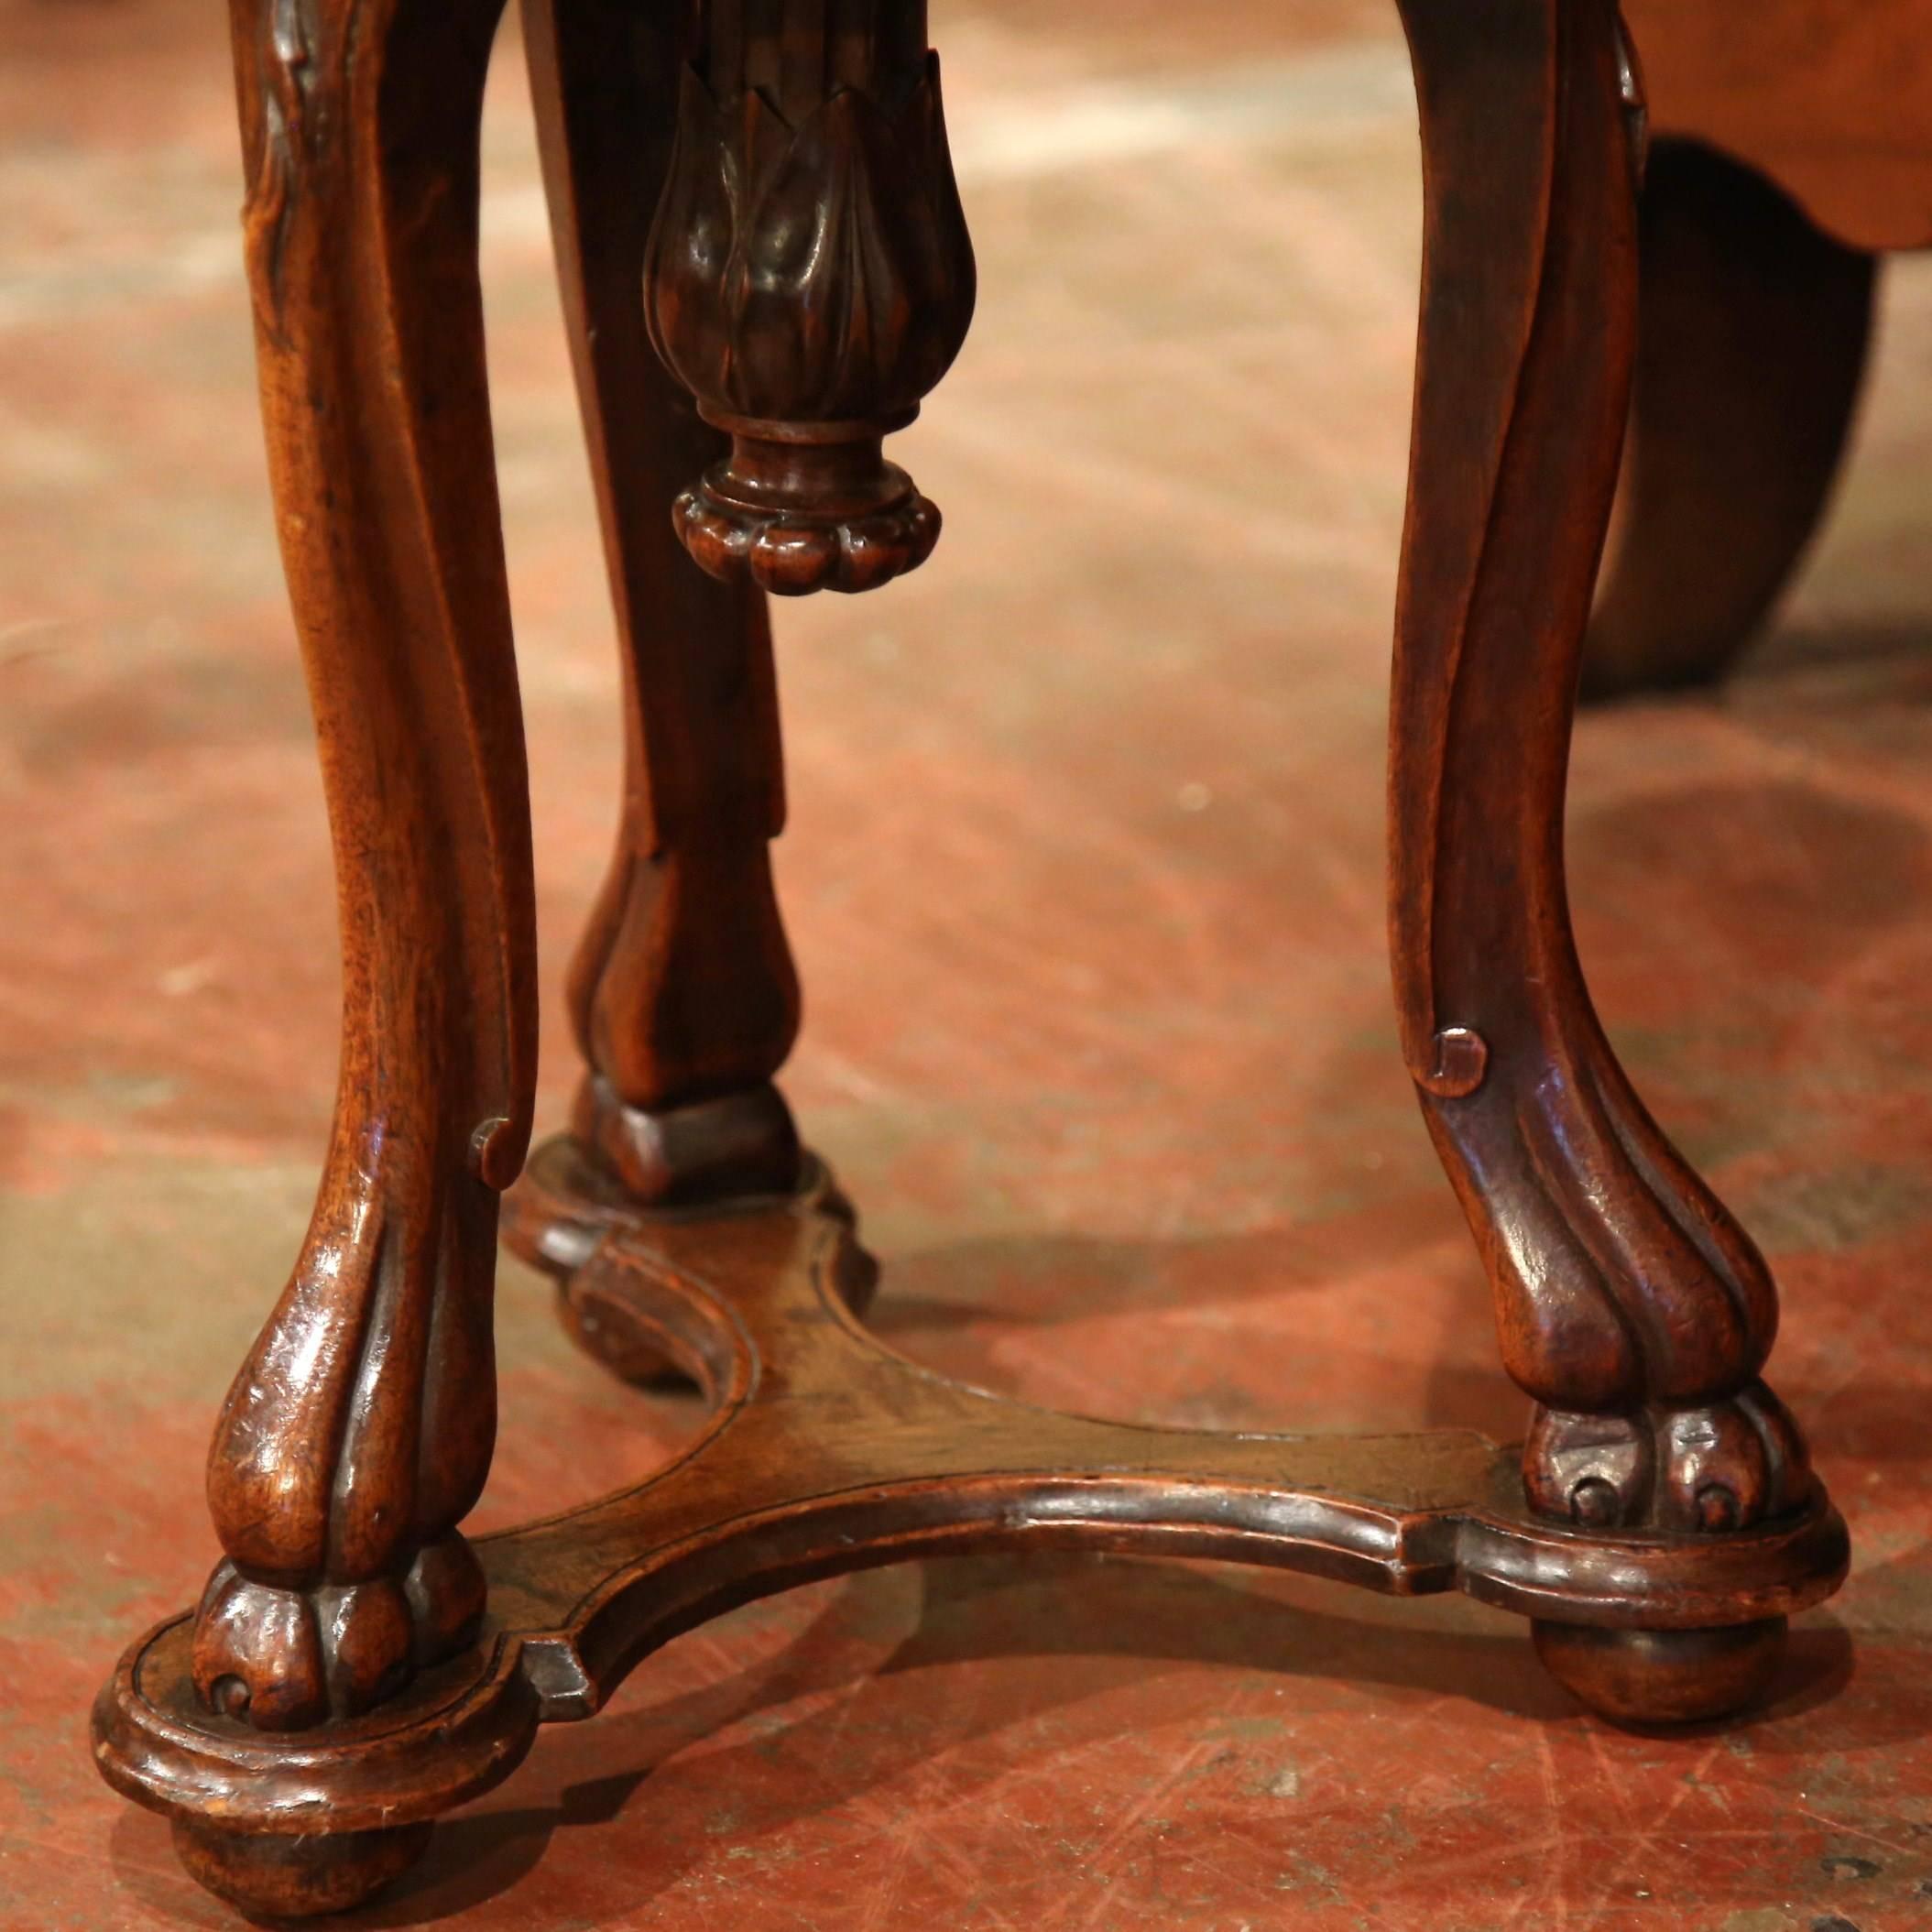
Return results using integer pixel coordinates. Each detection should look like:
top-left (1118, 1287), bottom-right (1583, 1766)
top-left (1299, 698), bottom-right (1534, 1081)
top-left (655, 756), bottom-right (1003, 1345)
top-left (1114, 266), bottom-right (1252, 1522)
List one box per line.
top-left (91, 0), bottom-right (1868, 1918)
top-left (648, 2), bottom-right (975, 595)
top-left (100, 1158), bottom-right (1849, 1917)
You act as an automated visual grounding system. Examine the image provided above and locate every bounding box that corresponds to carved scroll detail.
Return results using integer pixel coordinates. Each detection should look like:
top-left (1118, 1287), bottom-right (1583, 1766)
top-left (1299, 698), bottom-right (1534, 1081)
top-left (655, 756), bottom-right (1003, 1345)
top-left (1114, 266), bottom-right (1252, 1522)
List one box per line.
top-left (1390, 0), bottom-right (1813, 1536)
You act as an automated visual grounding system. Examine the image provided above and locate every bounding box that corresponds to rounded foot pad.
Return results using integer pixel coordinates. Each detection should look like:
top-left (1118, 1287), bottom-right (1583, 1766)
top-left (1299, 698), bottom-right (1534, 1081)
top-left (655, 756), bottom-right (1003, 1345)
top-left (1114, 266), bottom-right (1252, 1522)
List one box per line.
top-left (171, 1818), bottom-right (432, 1920)
top-left (1533, 1616), bottom-right (1787, 1725)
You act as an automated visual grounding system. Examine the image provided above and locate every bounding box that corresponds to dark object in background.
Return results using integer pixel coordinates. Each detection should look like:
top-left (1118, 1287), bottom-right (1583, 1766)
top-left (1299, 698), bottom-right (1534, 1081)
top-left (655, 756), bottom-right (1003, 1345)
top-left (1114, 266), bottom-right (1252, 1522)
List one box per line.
top-left (1588, 0), bottom-right (1932, 697)
top-left (1586, 138), bottom-right (1874, 699)
top-left (91, 0), bottom-right (1868, 1918)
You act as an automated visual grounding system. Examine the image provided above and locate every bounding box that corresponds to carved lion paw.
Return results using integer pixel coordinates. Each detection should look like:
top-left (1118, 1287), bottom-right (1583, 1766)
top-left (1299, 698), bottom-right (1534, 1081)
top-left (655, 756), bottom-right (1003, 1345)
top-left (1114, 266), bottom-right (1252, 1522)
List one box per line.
top-left (1525, 1381), bottom-right (1812, 1534)
top-left (191, 1534), bottom-right (486, 1731)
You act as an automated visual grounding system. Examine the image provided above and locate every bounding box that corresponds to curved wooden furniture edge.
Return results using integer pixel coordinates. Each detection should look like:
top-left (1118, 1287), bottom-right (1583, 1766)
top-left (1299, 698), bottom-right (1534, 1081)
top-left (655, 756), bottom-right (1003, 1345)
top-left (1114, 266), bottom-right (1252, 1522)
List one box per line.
top-left (92, 1626), bottom-right (540, 1837)
top-left (93, 1160), bottom-right (1848, 1839)
top-left (1623, 0), bottom-right (1932, 253)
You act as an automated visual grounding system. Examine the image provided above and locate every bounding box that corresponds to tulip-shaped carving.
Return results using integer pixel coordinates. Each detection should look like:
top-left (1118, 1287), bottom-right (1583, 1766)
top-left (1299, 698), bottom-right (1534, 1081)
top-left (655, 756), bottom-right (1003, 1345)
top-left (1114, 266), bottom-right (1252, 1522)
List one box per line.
top-left (645, 23), bottom-right (976, 595)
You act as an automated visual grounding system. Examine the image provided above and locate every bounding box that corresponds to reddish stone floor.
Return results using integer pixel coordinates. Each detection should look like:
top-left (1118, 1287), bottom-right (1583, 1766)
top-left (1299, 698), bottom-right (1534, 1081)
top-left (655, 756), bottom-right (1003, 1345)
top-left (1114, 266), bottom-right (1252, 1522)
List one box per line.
top-left (4, 3), bottom-right (1932, 1927)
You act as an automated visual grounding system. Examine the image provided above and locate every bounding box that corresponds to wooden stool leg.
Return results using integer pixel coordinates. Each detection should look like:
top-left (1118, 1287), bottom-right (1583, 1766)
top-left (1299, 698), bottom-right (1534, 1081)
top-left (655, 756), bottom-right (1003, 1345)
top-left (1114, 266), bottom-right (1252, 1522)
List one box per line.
top-left (1584, 136), bottom-right (1877, 700)
top-left (168, 0), bottom-right (533, 1905)
top-left (92, 3), bottom-right (1857, 1915)
top-left (1392, 0), bottom-right (1819, 1722)
top-left (508, 0), bottom-right (804, 1304)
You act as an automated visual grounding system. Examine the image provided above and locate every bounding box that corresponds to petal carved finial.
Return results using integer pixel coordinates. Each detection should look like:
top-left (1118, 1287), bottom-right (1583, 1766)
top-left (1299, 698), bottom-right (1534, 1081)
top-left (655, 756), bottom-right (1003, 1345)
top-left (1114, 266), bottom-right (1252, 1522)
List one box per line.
top-left (644, 6), bottom-right (975, 595)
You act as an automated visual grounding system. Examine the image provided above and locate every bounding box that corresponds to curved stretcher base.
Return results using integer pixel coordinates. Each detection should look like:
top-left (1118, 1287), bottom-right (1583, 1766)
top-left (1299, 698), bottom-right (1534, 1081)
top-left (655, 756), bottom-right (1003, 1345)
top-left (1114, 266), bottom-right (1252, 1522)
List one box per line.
top-left (94, 1152), bottom-right (1849, 1919)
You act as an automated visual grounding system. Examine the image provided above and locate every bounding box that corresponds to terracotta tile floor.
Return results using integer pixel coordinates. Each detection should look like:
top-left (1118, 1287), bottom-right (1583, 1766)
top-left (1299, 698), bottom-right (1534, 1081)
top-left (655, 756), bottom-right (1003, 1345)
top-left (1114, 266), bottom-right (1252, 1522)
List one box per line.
top-left (5, 2), bottom-right (1932, 1927)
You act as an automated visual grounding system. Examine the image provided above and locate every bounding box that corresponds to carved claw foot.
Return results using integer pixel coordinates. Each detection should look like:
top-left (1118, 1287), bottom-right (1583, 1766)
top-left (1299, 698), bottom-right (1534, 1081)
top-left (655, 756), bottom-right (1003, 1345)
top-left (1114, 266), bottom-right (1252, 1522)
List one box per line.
top-left (1526, 1381), bottom-right (1813, 1534)
top-left (1422, 1006), bottom-right (1801, 1532)
top-left (191, 1535), bottom-right (486, 1732)
top-left (1524, 1382), bottom-right (1812, 1728)
top-left (1388, 0), bottom-right (1839, 1734)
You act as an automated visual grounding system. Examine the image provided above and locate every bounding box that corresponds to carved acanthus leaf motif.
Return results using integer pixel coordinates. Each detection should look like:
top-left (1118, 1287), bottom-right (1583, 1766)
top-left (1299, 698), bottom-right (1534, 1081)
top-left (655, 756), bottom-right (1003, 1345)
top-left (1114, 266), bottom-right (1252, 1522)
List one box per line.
top-left (646, 54), bottom-right (975, 428)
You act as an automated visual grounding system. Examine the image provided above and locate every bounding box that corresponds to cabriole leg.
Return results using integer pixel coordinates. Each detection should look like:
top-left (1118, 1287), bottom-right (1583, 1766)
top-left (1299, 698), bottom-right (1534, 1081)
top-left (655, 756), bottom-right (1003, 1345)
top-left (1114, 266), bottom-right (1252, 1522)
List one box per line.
top-left (506, 0), bottom-right (817, 1375)
top-left (1390, 0), bottom-right (1832, 1722)
top-left (98, 0), bottom-right (536, 1911)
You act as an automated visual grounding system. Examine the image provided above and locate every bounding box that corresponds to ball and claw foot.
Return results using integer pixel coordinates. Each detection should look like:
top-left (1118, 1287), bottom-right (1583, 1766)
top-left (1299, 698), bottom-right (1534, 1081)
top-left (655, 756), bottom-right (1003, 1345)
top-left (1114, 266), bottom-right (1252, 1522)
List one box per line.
top-left (1534, 1617), bottom-right (1788, 1727)
top-left (171, 1818), bottom-right (434, 1921)
top-left (1524, 1386), bottom-right (1808, 1724)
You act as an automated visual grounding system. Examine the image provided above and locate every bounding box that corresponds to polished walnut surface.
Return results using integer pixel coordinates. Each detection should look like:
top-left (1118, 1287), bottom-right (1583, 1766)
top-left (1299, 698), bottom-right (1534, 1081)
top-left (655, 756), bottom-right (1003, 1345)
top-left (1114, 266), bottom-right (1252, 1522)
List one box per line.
top-left (41, 0), bottom-right (1916, 1924)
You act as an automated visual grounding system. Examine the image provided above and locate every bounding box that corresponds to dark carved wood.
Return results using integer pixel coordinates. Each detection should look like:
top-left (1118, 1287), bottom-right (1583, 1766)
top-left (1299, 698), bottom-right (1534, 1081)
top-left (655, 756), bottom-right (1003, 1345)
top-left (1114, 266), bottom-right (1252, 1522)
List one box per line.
top-left (1584, 137), bottom-right (1877, 699)
top-left (524, 0), bottom-right (803, 1249)
top-left (96, 1166), bottom-right (1850, 1915)
top-left (645, 0), bottom-right (976, 595)
top-left (1390, 0), bottom-right (1820, 1680)
top-left (91, 0), bottom-right (1855, 1919)
top-left (188, 0), bottom-right (535, 1738)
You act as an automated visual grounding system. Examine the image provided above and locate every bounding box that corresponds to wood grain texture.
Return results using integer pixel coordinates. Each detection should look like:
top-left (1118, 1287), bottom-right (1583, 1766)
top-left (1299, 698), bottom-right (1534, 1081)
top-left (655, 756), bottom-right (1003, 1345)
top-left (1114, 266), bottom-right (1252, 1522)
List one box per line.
top-left (1391, 0), bottom-right (1814, 1538)
top-left (96, 1166), bottom-right (1850, 1915)
top-left (646, 0), bottom-right (977, 594)
top-left (89, 1), bottom-right (1856, 1916)
top-left (186, 0), bottom-right (536, 1735)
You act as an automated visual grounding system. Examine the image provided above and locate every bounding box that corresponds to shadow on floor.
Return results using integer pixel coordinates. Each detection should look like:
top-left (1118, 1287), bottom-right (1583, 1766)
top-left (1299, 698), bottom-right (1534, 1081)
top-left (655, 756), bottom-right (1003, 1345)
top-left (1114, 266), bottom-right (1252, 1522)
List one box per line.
top-left (108, 1546), bottom-right (1895, 1927)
